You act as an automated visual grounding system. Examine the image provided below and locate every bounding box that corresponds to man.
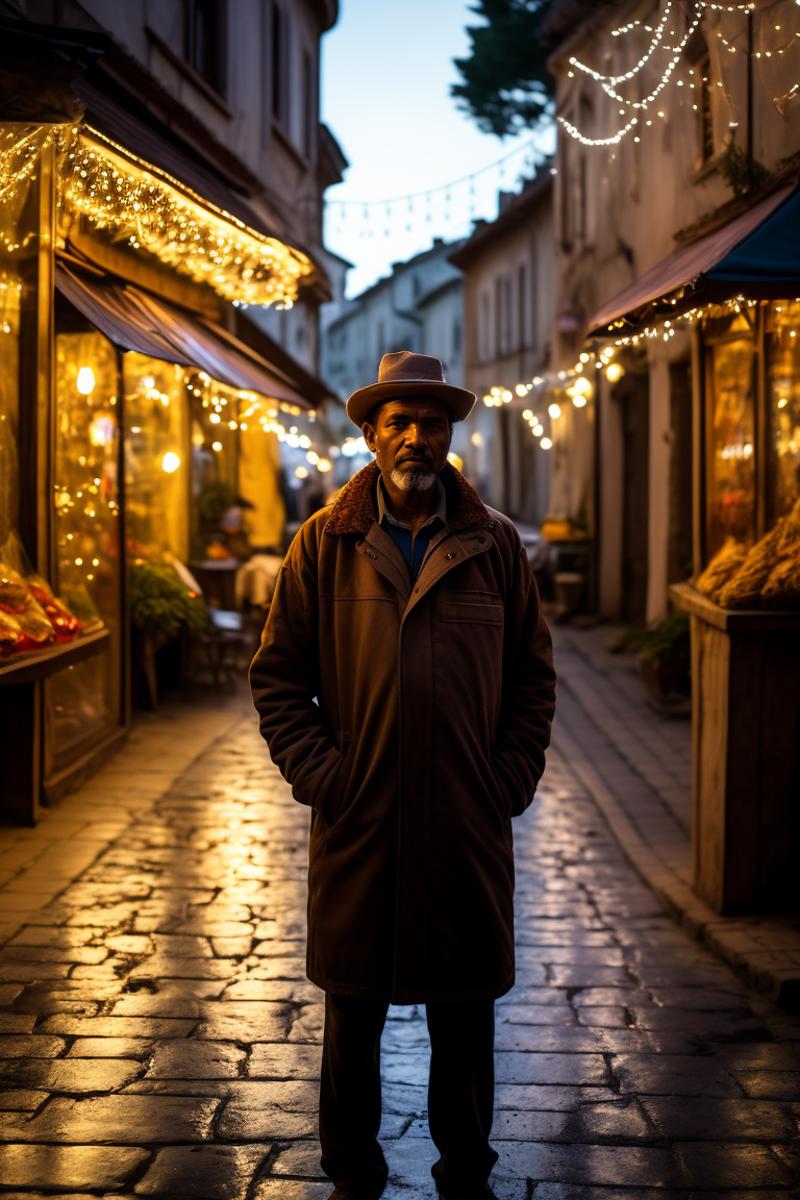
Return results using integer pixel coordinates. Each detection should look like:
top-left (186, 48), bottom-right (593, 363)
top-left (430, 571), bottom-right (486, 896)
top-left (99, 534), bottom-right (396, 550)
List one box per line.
top-left (249, 351), bottom-right (556, 1200)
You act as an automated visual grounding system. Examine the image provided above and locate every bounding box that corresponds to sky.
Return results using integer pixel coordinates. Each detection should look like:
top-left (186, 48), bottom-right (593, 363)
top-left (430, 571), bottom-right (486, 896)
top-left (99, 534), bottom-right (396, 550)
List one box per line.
top-left (320, 0), bottom-right (554, 297)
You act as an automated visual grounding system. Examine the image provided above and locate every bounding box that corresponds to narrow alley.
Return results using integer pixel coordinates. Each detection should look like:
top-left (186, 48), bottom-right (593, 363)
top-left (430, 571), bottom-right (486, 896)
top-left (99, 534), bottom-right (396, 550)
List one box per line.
top-left (0, 664), bottom-right (798, 1199)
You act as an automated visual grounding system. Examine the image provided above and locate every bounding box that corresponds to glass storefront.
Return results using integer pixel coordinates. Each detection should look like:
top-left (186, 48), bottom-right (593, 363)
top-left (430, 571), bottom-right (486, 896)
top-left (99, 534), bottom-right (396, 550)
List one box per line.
top-left (766, 299), bottom-right (800, 524)
top-left (705, 314), bottom-right (757, 557)
top-left (45, 330), bottom-right (122, 769)
top-left (124, 354), bottom-right (190, 561)
top-left (0, 126), bottom-right (37, 546)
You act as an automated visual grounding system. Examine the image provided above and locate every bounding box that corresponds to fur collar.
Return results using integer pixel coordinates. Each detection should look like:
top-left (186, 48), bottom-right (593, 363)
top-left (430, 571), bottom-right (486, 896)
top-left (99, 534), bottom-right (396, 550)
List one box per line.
top-left (324, 461), bottom-right (491, 536)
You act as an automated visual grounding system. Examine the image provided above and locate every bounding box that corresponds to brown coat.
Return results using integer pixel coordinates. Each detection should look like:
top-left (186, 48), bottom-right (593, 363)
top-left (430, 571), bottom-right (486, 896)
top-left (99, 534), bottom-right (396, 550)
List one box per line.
top-left (249, 462), bottom-right (556, 1003)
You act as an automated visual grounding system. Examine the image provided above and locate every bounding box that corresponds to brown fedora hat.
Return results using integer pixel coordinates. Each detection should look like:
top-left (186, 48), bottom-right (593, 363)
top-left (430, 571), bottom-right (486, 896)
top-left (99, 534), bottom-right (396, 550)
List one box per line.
top-left (346, 351), bottom-right (476, 427)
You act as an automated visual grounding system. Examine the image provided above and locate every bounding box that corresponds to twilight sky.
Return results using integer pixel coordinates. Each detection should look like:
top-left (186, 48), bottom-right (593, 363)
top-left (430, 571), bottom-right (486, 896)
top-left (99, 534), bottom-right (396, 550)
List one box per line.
top-left (321, 0), bottom-right (554, 297)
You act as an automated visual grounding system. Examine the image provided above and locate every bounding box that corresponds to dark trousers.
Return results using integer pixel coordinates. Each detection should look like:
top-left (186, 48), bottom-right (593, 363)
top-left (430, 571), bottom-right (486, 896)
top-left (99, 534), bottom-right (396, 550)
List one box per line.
top-left (319, 991), bottom-right (498, 1194)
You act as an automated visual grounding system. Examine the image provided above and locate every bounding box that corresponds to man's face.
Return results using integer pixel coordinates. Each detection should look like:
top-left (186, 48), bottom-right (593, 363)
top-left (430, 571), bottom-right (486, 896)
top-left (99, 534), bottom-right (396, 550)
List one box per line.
top-left (362, 398), bottom-right (453, 493)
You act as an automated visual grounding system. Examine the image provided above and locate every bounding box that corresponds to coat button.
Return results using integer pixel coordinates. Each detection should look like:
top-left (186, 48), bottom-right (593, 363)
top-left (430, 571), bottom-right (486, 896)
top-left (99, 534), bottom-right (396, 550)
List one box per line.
top-left (445, 551), bottom-right (455, 560)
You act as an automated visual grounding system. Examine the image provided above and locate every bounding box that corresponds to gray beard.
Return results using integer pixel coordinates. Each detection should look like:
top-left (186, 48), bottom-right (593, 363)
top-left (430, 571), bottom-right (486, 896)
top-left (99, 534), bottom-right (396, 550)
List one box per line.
top-left (390, 467), bottom-right (436, 493)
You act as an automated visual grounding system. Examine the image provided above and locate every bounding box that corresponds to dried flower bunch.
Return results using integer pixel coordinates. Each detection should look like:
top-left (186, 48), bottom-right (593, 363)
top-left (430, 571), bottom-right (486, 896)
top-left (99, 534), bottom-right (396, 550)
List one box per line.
top-left (696, 498), bottom-right (800, 609)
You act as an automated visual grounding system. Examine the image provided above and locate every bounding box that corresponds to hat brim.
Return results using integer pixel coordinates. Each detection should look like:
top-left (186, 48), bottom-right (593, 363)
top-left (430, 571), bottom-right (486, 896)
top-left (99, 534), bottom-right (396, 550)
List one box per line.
top-left (346, 379), bottom-right (477, 427)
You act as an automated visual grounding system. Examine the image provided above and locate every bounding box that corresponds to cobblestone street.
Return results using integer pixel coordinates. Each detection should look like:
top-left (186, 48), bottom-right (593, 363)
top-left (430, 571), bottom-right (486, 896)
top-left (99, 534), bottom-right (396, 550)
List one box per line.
top-left (0, 685), bottom-right (799, 1199)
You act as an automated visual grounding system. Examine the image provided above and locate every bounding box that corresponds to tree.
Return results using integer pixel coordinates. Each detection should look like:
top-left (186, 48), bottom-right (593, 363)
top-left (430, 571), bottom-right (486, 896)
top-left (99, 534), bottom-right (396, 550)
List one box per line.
top-left (451, 0), bottom-right (557, 139)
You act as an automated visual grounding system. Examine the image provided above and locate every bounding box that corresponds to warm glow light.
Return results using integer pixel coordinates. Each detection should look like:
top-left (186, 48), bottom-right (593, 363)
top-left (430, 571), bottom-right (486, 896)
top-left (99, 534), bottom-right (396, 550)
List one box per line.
top-left (55, 127), bottom-right (313, 308)
top-left (161, 451), bottom-right (181, 473)
top-left (294, 465), bottom-right (309, 479)
top-left (447, 451), bottom-right (464, 471)
top-left (606, 362), bottom-right (626, 383)
top-left (470, 431), bottom-right (484, 447)
top-left (540, 436), bottom-right (553, 450)
top-left (211, 440), bottom-right (223, 452)
top-left (548, 402), bottom-right (562, 419)
top-left (76, 366), bottom-right (96, 395)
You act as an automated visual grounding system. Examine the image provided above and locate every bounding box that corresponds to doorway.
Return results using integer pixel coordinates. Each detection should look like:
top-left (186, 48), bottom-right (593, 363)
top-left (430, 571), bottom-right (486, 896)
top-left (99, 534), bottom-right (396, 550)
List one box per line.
top-left (616, 371), bottom-right (650, 624)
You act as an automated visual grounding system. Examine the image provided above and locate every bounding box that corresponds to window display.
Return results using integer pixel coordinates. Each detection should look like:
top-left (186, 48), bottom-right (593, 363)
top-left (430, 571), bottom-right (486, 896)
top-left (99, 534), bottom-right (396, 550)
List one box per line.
top-left (706, 324), bottom-right (756, 557)
top-left (766, 300), bottom-right (800, 524)
top-left (124, 354), bottom-right (190, 561)
top-left (188, 370), bottom-right (241, 559)
top-left (45, 330), bottom-right (121, 767)
top-left (0, 126), bottom-right (36, 545)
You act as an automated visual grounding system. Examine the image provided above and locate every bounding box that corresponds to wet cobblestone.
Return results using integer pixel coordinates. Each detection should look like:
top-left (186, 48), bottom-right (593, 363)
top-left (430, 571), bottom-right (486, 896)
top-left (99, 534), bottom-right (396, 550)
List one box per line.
top-left (0, 693), bottom-right (798, 1198)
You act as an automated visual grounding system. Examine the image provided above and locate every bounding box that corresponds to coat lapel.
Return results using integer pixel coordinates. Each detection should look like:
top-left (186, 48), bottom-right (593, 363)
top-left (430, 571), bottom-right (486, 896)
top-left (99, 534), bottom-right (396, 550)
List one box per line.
top-left (357, 523), bottom-right (412, 599)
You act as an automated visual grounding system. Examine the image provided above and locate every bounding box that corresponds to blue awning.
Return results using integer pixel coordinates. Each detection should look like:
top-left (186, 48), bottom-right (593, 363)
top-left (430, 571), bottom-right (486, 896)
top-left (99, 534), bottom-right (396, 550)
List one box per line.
top-left (589, 181), bottom-right (799, 335)
top-left (705, 185), bottom-right (800, 286)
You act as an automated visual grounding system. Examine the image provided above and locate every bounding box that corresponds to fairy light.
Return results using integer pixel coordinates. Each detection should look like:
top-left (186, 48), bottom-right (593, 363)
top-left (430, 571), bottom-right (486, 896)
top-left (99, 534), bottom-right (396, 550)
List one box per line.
top-left (54, 126), bottom-right (312, 309)
top-left (557, 1), bottom-right (786, 147)
top-left (569, 1), bottom-right (675, 86)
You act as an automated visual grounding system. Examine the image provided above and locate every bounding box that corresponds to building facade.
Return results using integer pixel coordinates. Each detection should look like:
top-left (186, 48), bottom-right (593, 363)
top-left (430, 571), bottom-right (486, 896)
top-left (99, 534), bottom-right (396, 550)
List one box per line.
top-left (320, 237), bottom-right (464, 474)
top-left (450, 176), bottom-right (554, 521)
top-left (544, 0), bottom-right (800, 623)
top-left (0, 1), bottom-right (345, 818)
top-left (321, 237), bottom-right (463, 398)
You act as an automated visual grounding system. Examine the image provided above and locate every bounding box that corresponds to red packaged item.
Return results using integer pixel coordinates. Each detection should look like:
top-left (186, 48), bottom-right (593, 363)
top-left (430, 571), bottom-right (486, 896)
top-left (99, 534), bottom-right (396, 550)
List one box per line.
top-left (28, 575), bottom-right (82, 641)
top-left (0, 608), bottom-right (25, 656)
top-left (0, 564), bottom-right (55, 651)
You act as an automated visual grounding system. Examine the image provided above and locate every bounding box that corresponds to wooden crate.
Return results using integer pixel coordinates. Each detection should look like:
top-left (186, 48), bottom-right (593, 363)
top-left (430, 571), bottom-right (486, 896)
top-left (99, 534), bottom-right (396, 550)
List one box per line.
top-left (670, 583), bottom-right (800, 915)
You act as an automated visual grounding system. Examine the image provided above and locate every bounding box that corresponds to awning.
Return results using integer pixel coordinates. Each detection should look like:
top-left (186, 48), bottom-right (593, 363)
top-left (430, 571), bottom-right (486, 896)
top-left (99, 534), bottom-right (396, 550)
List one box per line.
top-left (56, 263), bottom-right (312, 408)
top-left (589, 182), bottom-right (799, 335)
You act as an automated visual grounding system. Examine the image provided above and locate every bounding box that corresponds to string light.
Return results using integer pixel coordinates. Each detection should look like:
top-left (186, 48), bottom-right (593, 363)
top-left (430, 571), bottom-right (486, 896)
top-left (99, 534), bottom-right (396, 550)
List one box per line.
top-left (55, 126), bottom-right (312, 309)
top-left (482, 294), bottom-right (798, 454)
top-left (714, 23), bottom-right (800, 57)
top-left (569, 1), bottom-right (676, 85)
top-left (557, 1), bottom-right (790, 147)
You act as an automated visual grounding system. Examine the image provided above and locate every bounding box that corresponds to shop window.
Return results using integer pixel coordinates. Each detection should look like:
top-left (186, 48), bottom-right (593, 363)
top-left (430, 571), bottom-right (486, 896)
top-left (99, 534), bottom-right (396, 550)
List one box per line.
top-left (45, 331), bottom-right (122, 768)
top-left (706, 324), bottom-right (756, 556)
top-left (124, 355), bottom-right (190, 561)
top-left (0, 131), bottom-right (27, 545)
top-left (766, 300), bottom-right (800, 523)
top-left (186, 372), bottom-right (239, 560)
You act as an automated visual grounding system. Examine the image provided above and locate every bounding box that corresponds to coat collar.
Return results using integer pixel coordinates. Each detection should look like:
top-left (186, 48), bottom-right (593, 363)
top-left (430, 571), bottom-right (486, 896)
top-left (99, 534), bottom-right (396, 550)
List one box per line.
top-left (324, 461), bottom-right (491, 536)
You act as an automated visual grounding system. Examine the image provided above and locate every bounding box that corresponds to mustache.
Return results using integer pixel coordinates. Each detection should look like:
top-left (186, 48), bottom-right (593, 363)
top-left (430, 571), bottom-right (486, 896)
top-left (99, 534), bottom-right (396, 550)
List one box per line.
top-left (397, 454), bottom-right (433, 466)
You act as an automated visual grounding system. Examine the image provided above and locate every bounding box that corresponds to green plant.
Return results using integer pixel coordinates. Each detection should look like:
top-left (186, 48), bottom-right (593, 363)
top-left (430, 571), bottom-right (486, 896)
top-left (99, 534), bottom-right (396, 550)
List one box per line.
top-left (197, 482), bottom-right (236, 527)
top-left (129, 560), bottom-right (210, 640)
top-left (622, 611), bottom-right (689, 663)
top-left (719, 139), bottom-right (770, 198)
top-left (628, 611), bottom-right (691, 699)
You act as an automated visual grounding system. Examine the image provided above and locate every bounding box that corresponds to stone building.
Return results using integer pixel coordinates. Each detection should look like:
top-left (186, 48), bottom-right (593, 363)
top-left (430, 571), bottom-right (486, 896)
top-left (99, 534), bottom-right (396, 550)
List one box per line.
top-left (449, 174), bottom-right (554, 520)
top-left (321, 237), bottom-right (463, 398)
top-left (0, 0), bottom-right (345, 816)
top-left (544, 0), bottom-right (800, 622)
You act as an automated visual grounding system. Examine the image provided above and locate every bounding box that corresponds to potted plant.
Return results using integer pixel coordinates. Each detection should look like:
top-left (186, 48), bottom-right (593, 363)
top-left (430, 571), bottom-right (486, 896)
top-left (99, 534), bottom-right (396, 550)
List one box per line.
top-left (624, 611), bottom-right (691, 707)
top-left (129, 559), bottom-right (210, 707)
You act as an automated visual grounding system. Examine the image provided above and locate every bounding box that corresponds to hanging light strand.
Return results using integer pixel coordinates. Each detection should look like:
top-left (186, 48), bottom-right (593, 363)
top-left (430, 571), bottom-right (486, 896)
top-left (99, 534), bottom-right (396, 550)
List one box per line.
top-left (569, 0), bottom-right (676, 85)
top-left (54, 126), bottom-right (313, 309)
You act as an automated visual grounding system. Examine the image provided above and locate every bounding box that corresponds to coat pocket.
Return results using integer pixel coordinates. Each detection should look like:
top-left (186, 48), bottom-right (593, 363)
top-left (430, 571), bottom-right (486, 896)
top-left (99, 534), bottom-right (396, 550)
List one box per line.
top-left (443, 590), bottom-right (504, 625)
top-left (320, 731), bottom-right (352, 827)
